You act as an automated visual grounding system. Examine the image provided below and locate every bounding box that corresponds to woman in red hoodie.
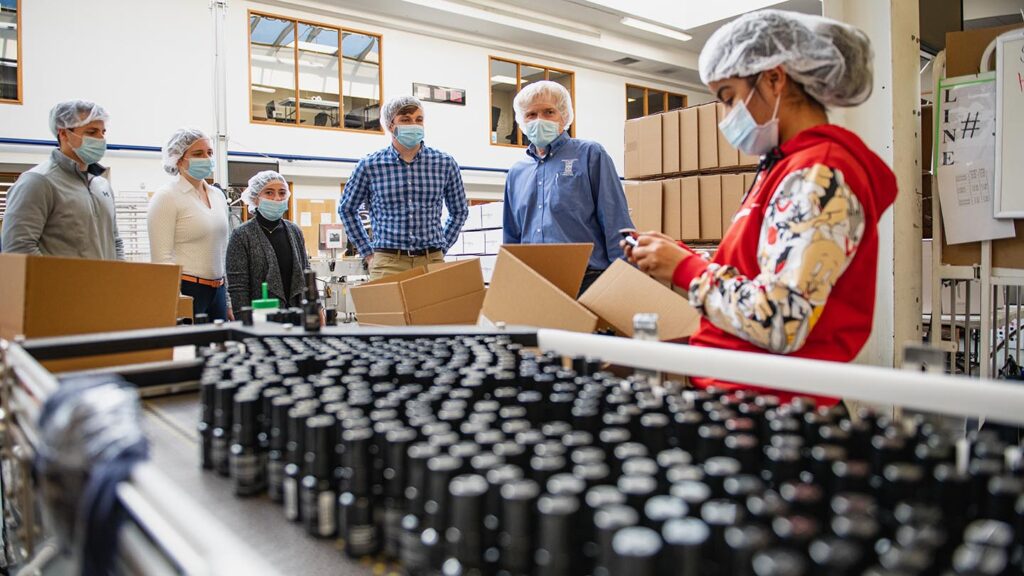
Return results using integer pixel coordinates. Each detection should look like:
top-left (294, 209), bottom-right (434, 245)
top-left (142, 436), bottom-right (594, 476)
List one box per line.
top-left (626, 10), bottom-right (898, 405)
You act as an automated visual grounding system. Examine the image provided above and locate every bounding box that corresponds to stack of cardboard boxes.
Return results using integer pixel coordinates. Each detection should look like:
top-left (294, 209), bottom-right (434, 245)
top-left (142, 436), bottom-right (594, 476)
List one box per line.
top-left (624, 103), bottom-right (760, 243)
top-left (446, 201), bottom-right (504, 283)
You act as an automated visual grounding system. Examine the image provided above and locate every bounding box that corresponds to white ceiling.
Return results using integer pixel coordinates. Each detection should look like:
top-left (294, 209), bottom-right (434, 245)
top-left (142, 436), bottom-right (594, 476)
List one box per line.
top-left (327, 0), bottom-right (823, 90)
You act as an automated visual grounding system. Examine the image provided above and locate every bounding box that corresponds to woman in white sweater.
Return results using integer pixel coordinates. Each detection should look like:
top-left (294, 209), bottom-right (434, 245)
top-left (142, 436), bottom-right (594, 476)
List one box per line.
top-left (148, 128), bottom-right (232, 320)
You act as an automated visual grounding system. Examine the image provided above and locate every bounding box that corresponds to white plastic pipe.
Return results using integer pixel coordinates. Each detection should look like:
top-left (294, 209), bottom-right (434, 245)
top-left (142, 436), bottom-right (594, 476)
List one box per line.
top-left (536, 330), bottom-right (1024, 426)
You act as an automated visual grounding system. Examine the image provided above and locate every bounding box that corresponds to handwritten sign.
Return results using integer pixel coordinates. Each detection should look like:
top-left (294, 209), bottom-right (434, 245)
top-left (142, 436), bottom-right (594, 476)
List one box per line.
top-left (995, 30), bottom-right (1024, 218)
top-left (935, 73), bottom-right (1015, 244)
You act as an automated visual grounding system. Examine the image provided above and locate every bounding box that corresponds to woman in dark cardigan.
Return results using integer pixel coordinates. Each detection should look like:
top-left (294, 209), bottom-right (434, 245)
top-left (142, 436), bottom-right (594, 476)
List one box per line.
top-left (226, 170), bottom-right (321, 320)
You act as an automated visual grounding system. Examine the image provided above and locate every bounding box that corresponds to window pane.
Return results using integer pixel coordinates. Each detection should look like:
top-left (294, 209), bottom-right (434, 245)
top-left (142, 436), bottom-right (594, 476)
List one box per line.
top-left (490, 59), bottom-right (518, 145)
top-left (626, 85), bottom-right (645, 120)
top-left (667, 93), bottom-right (685, 111)
top-left (250, 14), bottom-right (296, 124)
top-left (647, 90), bottom-right (665, 114)
top-left (520, 65), bottom-right (545, 90)
top-left (548, 69), bottom-right (574, 136)
top-left (341, 31), bottom-right (381, 131)
top-left (297, 24), bottom-right (340, 128)
top-left (0, 0), bottom-right (19, 101)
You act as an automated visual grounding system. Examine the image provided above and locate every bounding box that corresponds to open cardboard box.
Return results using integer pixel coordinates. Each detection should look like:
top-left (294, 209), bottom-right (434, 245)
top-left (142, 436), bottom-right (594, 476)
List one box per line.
top-left (482, 244), bottom-right (701, 340)
top-left (350, 259), bottom-right (486, 326)
top-left (0, 254), bottom-right (182, 371)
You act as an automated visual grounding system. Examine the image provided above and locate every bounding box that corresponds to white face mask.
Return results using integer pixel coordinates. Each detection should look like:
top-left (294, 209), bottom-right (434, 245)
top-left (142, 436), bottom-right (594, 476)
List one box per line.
top-left (718, 78), bottom-right (781, 157)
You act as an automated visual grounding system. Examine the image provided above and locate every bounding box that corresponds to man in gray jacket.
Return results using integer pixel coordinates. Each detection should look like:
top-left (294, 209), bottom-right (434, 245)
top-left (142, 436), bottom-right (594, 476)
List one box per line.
top-left (2, 100), bottom-right (124, 259)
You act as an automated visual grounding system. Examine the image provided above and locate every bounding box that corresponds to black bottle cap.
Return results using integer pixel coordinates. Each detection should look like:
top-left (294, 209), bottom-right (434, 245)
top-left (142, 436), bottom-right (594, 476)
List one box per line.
top-left (547, 473), bottom-right (586, 497)
top-left (764, 445), bottom-right (802, 487)
top-left (643, 495), bottom-right (688, 529)
top-left (656, 448), bottom-right (693, 470)
top-left (696, 424), bottom-right (728, 461)
top-left (808, 444), bottom-right (847, 487)
top-left (622, 457), bottom-right (659, 478)
top-left (771, 514), bottom-right (820, 551)
top-left (808, 537), bottom-right (862, 572)
top-left (879, 463), bottom-right (924, 509)
top-left (724, 474), bottom-right (765, 502)
top-left (529, 454), bottom-right (566, 488)
top-left (660, 517), bottom-right (709, 576)
top-left (666, 464), bottom-right (706, 484)
top-left (724, 434), bottom-right (761, 474)
top-left (609, 526), bottom-right (661, 576)
top-left (586, 485), bottom-right (627, 511)
top-left (963, 518), bottom-right (1015, 548)
top-left (932, 462), bottom-right (970, 523)
top-left (595, 504), bottom-right (640, 568)
top-left (304, 414), bottom-right (336, 479)
top-left (232, 392), bottom-right (260, 447)
top-left (534, 440), bottom-right (568, 459)
top-left (703, 456), bottom-right (742, 498)
top-left (618, 474), bottom-right (658, 512)
top-left (779, 482), bottom-right (826, 519)
top-left (830, 514), bottom-right (879, 543)
top-left (746, 490), bottom-right (789, 526)
top-left (751, 548), bottom-right (808, 576)
top-left (673, 411), bottom-right (704, 452)
top-left (830, 460), bottom-right (871, 494)
top-left (723, 524), bottom-right (772, 574)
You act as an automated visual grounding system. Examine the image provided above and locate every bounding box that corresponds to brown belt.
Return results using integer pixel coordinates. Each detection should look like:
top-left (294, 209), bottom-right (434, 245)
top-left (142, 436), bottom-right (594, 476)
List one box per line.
top-left (181, 274), bottom-right (225, 288)
top-left (374, 247), bottom-right (443, 257)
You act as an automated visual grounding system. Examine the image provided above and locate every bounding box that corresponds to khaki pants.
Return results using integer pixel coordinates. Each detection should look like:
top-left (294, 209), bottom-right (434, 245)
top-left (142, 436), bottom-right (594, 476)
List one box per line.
top-left (369, 250), bottom-right (444, 281)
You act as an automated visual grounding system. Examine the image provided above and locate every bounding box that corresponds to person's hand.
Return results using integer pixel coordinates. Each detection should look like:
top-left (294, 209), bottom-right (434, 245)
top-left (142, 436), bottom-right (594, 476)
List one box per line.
top-left (621, 230), bottom-right (676, 264)
top-left (319, 308), bottom-right (327, 327)
top-left (226, 308), bottom-right (235, 322)
top-left (631, 235), bottom-right (695, 283)
top-left (364, 253), bottom-right (374, 267)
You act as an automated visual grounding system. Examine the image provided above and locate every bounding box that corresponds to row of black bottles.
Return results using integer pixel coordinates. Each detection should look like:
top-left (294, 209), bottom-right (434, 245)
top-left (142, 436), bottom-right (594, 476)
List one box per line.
top-left (198, 334), bottom-right (1024, 575)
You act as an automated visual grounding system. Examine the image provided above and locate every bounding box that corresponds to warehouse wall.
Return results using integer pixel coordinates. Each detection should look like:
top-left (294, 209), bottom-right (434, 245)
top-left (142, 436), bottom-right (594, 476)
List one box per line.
top-left (0, 0), bottom-right (709, 198)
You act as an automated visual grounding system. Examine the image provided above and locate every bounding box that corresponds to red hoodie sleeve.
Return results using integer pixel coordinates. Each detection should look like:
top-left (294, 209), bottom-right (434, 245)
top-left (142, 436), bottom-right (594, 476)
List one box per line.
top-left (677, 164), bottom-right (866, 354)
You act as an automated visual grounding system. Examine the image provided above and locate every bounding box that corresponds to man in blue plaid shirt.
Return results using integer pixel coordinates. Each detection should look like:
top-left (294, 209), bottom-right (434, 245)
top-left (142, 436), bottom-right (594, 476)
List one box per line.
top-left (339, 95), bottom-right (469, 280)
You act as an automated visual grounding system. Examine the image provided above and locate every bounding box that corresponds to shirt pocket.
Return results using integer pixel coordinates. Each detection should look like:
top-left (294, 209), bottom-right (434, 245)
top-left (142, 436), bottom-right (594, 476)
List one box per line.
top-left (551, 171), bottom-right (593, 214)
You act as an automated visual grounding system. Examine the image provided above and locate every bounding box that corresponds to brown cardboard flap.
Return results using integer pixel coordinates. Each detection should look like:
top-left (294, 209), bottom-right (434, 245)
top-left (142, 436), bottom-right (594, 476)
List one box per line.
top-left (408, 290), bottom-right (486, 325)
top-left (579, 260), bottom-right (701, 340)
top-left (699, 175), bottom-right (723, 241)
top-left (0, 254), bottom-right (28, 339)
top-left (946, 24), bottom-right (1024, 77)
top-left (500, 244), bottom-right (591, 298)
top-left (358, 312), bottom-right (410, 326)
top-left (401, 259), bottom-right (484, 311)
top-left (482, 248), bottom-right (598, 333)
top-left (662, 179), bottom-right (682, 240)
top-left (360, 266), bottom-right (426, 287)
top-left (681, 177), bottom-right (701, 241)
top-left (350, 282), bottom-right (407, 315)
top-left (681, 107), bottom-right (699, 173)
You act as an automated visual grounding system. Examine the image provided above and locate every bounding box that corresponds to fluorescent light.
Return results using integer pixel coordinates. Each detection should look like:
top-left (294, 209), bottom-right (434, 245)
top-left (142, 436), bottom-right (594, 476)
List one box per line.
top-left (490, 75), bottom-right (517, 85)
top-left (621, 17), bottom-right (692, 42)
top-left (252, 85), bottom-right (276, 94)
top-left (627, 97), bottom-right (637, 102)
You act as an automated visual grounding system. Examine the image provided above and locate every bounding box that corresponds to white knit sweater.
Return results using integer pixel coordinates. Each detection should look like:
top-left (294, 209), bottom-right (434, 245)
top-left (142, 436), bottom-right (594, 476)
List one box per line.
top-left (147, 177), bottom-right (230, 279)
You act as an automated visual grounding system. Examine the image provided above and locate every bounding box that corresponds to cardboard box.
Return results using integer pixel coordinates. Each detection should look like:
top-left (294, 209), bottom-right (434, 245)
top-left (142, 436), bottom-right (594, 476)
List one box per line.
top-left (699, 175), bottom-right (723, 241)
top-left (624, 115), bottom-right (663, 179)
top-left (681, 176), bottom-right (701, 241)
top-left (177, 296), bottom-right (194, 322)
top-left (480, 201), bottom-right (504, 229)
top-left (462, 230), bottom-right (487, 254)
top-left (579, 260), bottom-right (701, 341)
top-left (662, 179), bottom-right (682, 240)
top-left (698, 104), bottom-right (720, 171)
top-left (680, 106), bottom-right (700, 173)
top-left (739, 151), bottom-right (760, 168)
top-left (449, 233), bottom-right (465, 256)
top-left (624, 181), bottom-right (663, 233)
top-left (479, 255), bottom-right (497, 284)
top-left (463, 204), bottom-right (484, 231)
top-left (482, 244), bottom-right (598, 332)
top-left (0, 255), bottom-right (181, 371)
top-left (350, 259), bottom-right (485, 326)
top-left (484, 230), bottom-right (503, 255)
top-left (721, 174), bottom-right (746, 235)
top-left (716, 103), bottom-right (740, 169)
top-left (662, 110), bottom-right (681, 175)
top-left (946, 23), bottom-right (1024, 77)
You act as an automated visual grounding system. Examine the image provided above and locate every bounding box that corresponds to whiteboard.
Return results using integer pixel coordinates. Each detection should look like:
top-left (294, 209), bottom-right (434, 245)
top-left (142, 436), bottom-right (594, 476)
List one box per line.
top-left (994, 29), bottom-right (1024, 218)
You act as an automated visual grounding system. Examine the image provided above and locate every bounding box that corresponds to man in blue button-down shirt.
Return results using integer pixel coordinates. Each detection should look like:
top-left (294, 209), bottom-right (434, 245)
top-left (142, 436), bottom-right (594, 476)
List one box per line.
top-left (503, 81), bottom-right (634, 296)
top-left (339, 95), bottom-right (469, 280)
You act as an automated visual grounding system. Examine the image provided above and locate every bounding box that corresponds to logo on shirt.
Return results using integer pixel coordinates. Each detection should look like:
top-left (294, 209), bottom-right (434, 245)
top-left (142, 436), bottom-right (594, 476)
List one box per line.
top-left (561, 159), bottom-right (578, 177)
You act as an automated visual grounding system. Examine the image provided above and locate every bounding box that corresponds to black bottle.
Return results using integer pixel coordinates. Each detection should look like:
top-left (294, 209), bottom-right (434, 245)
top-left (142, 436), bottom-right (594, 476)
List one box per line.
top-left (421, 454), bottom-right (464, 573)
top-left (199, 376), bottom-right (217, 470)
top-left (283, 404), bottom-right (316, 522)
top-left (401, 442), bottom-right (442, 574)
top-left (211, 381), bottom-right (239, 477)
top-left (302, 269), bottom-right (321, 332)
top-left (267, 395), bottom-right (295, 502)
top-left (443, 474), bottom-right (489, 576)
top-left (534, 494), bottom-right (579, 576)
top-left (382, 427), bottom-right (417, 559)
top-left (593, 504), bottom-right (639, 576)
top-left (498, 478), bottom-right (541, 576)
top-left (229, 391), bottom-right (265, 496)
top-left (723, 525), bottom-right (772, 576)
top-left (339, 426), bottom-right (378, 557)
top-left (660, 517), bottom-right (710, 576)
top-left (300, 414), bottom-right (337, 538)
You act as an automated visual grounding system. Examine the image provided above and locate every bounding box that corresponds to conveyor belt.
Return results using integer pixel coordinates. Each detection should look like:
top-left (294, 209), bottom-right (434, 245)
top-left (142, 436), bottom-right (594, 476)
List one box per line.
top-left (142, 393), bottom-right (379, 576)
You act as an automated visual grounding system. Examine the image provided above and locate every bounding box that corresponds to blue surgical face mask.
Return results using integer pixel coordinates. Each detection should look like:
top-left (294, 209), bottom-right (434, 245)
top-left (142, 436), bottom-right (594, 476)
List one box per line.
top-left (523, 119), bottom-right (562, 150)
top-left (257, 198), bottom-right (288, 221)
top-left (70, 132), bottom-right (107, 165)
top-left (394, 124), bottom-right (424, 149)
top-left (186, 157), bottom-right (215, 180)
top-left (718, 79), bottom-right (781, 157)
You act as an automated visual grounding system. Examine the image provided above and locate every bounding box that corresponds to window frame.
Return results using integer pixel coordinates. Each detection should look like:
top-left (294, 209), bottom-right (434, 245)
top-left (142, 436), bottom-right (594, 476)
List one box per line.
top-left (247, 10), bottom-right (384, 134)
top-left (0, 0), bottom-right (22, 105)
top-left (625, 84), bottom-right (687, 119)
top-left (488, 55), bottom-right (576, 149)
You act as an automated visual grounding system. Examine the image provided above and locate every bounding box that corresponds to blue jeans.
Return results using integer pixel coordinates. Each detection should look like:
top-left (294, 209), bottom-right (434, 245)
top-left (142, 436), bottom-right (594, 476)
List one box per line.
top-left (180, 280), bottom-right (228, 321)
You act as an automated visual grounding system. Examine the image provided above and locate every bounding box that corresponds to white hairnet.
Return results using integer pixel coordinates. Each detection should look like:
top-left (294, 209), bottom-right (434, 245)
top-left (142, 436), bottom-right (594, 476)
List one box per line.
top-left (380, 95), bottom-right (423, 134)
top-left (241, 170), bottom-right (289, 208)
top-left (49, 100), bottom-right (109, 138)
top-left (513, 81), bottom-right (574, 130)
top-left (698, 9), bottom-right (874, 108)
top-left (162, 128), bottom-right (211, 176)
